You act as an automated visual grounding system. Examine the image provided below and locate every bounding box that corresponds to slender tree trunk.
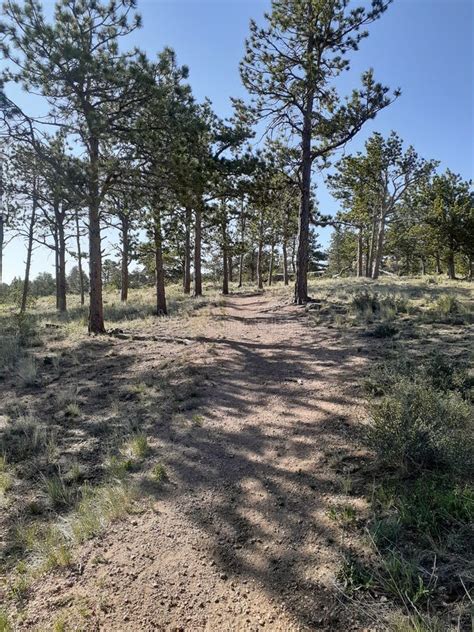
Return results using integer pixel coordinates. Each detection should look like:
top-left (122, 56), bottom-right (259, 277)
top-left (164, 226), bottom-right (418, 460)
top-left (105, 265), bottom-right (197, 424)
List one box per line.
top-left (238, 205), bottom-right (246, 288)
top-left (194, 205), bottom-right (202, 296)
top-left (291, 235), bottom-right (296, 274)
top-left (256, 240), bottom-right (264, 290)
top-left (282, 239), bottom-right (289, 285)
top-left (0, 214), bottom-right (4, 286)
top-left (435, 252), bottom-right (442, 275)
top-left (88, 137), bottom-right (105, 333)
top-left (372, 213), bottom-right (386, 280)
top-left (368, 213), bottom-right (378, 277)
top-left (57, 213), bottom-right (67, 312)
top-left (154, 208), bottom-right (167, 315)
top-left (357, 227), bottom-right (363, 277)
top-left (54, 226), bottom-right (60, 310)
top-left (268, 243), bottom-right (275, 286)
top-left (468, 257), bottom-right (473, 281)
top-left (20, 179), bottom-right (37, 314)
top-left (75, 209), bottom-right (85, 306)
top-left (183, 205), bottom-right (192, 294)
top-left (221, 214), bottom-right (229, 295)
top-left (420, 257), bottom-right (427, 276)
top-left (120, 213), bottom-right (129, 303)
top-left (228, 255), bottom-right (233, 283)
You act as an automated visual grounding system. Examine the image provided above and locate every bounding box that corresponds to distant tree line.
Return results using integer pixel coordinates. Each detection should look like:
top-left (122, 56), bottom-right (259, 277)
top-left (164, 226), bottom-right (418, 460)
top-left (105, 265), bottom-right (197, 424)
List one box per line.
top-left (0, 0), bottom-right (469, 332)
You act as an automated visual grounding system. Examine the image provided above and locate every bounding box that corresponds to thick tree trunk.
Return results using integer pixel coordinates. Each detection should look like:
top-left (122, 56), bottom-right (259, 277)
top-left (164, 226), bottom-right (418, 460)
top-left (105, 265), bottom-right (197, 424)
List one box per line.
top-left (194, 206), bottom-right (202, 296)
top-left (120, 213), bottom-right (129, 303)
top-left (372, 213), bottom-right (386, 280)
top-left (228, 255), bottom-right (233, 283)
top-left (250, 249), bottom-right (255, 283)
top-left (183, 206), bottom-right (192, 294)
top-left (20, 180), bottom-right (37, 314)
top-left (447, 249), bottom-right (456, 279)
top-left (268, 244), bottom-right (275, 286)
top-left (54, 226), bottom-right (60, 310)
top-left (295, 104), bottom-right (313, 304)
top-left (357, 227), bottom-right (363, 277)
top-left (75, 210), bottom-right (85, 306)
top-left (88, 137), bottom-right (105, 334)
top-left (154, 209), bottom-right (167, 315)
top-left (282, 239), bottom-right (289, 285)
top-left (57, 214), bottom-right (67, 312)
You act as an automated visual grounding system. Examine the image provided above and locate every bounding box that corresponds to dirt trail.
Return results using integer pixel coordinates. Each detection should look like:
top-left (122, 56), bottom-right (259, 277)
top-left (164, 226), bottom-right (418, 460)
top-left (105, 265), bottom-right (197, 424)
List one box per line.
top-left (21, 293), bottom-right (372, 631)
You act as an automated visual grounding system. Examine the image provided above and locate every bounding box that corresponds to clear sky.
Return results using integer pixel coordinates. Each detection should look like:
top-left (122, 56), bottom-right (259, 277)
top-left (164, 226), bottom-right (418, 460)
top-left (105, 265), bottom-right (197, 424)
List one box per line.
top-left (2, 0), bottom-right (473, 283)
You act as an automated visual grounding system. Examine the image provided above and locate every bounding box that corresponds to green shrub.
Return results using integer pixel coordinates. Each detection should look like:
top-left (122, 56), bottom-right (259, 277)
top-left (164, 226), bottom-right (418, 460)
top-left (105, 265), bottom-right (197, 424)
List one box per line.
top-left (368, 380), bottom-right (473, 477)
top-left (0, 335), bottom-right (21, 370)
top-left (351, 290), bottom-right (380, 320)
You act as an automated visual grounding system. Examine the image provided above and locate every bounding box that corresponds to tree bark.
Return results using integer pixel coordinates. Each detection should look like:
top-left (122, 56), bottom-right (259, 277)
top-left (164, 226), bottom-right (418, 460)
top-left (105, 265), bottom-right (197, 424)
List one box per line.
top-left (88, 136), bottom-right (105, 333)
top-left (368, 212), bottom-right (378, 277)
top-left (282, 239), bottom-right (289, 285)
top-left (75, 209), bottom-right (85, 306)
top-left (57, 209), bottom-right (67, 312)
top-left (228, 255), bottom-right (233, 283)
top-left (194, 205), bottom-right (202, 296)
top-left (20, 178), bottom-right (37, 314)
top-left (221, 213), bottom-right (229, 295)
top-left (447, 248), bottom-right (456, 279)
top-left (120, 213), bottom-right (129, 303)
top-left (295, 94), bottom-right (314, 304)
top-left (0, 213), bottom-right (4, 286)
top-left (238, 205), bottom-right (246, 288)
top-left (268, 243), bottom-right (275, 286)
top-left (435, 252), bottom-right (442, 275)
top-left (357, 227), bottom-right (363, 277)
top-left (372, 212), bottom-right (386, 280)
top-left (256, 240), bottom-right (264, 290)
top-left (183, 205), bottom-right (192, 294)
top-left (154, 208), bottom-right (167, 315)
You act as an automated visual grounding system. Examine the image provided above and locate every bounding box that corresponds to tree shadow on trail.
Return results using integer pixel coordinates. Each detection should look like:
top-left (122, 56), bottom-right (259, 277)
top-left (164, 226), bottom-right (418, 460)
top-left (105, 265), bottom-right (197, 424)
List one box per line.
top-left (134, 309), bottom-right (373, 630)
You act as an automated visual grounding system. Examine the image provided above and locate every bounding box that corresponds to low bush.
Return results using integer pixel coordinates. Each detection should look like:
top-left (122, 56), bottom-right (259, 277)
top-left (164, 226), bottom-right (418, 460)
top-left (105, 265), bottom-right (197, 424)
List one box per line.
top-left (368, 380), bottom-right (473, 477)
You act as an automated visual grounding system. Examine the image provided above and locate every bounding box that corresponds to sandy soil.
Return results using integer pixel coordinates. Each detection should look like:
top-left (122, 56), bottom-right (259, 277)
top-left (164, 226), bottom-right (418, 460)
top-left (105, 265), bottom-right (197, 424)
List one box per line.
top-left (12, 292), bottom-right (377, 631)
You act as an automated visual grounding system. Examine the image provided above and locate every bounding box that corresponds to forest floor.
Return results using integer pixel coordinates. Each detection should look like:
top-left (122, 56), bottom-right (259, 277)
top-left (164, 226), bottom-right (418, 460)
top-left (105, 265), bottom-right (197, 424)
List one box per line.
top-left (0, 278), bottom-right (472, 631)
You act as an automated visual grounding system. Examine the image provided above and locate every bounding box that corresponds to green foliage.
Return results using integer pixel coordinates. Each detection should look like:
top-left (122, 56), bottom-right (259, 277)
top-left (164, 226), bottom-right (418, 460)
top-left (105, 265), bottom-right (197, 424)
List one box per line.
top-left (151, 463), bottom-right (167, 483)
top-left (0, 609), bottom-right (12, 632)
top-left (368, 380), bottom-right (473, 477)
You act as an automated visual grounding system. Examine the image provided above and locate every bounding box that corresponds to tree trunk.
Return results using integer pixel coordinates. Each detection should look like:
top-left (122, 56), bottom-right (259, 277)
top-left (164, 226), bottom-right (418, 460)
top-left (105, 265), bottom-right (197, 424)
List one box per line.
top-left (88, 137), bottom-right (105, 333)
top-left (256, 242), bottom-right (264, 289)
top-left (194, 205), bottom-right (202, 296)
top-left (268, 244), bottom-right (275, 286)
top-left (183, 205), bottom-right (192, 294)
top-left (295, 98), bottom-right (314, 304)
top-left (54, 226), bottom-right (59, 310)
top-left (228, 255), bottom-right (233, 283)
top-left (435, 252), bottom-right (442, 275)
top-left (75, 209), bottom-right (85, 306)
top-left (0, 213), bottom-right (4, 286)
top-left (420, 257), bottom-right (427, 276)
top-left (250, 249), bottom-right (255, 282)
top-left (120, 213), bottom-right (129, 303)
top-left (357, 227), bottom-right (363, 277)
top-left (447, 248), bottom-right (456, 279)
top-left (282, 239), bottom-right (289, 285)
top-left (20, 179), bottom-right (37, 314)
top-left (57, 212), bottom-right (67, 312)
top-left (368, 213), bottom-right (378, 277)
top-left (238, 205), bottom-right (246, 288)
top-left (371, 213), bottom-right (386, 280)
top-left (221, 214), bottom-right (229, 295)
top-left (154, 208), bottom-right (167, 315)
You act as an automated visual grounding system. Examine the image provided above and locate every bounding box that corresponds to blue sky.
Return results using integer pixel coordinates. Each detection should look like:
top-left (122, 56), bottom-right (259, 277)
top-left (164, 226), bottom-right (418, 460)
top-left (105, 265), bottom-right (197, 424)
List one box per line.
top-left (2, 0), bottom-right (473, 283)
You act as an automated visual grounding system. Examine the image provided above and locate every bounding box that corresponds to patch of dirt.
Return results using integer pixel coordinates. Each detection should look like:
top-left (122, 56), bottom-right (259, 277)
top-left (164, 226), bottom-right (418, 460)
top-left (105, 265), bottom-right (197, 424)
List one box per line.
top-left (6, 293), bottom-right (379, 631)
